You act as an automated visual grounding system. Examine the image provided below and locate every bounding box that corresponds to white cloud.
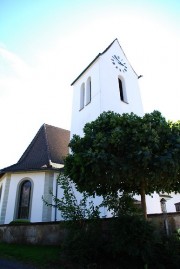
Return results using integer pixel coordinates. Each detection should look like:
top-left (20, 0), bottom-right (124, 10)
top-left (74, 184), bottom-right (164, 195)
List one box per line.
top-left (0, 47), bottom-right (32, 78)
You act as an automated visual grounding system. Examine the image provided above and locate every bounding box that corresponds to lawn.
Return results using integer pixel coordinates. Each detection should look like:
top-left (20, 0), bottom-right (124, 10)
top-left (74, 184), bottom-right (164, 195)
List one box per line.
top-left (0, 243), bottom-right (62, 269)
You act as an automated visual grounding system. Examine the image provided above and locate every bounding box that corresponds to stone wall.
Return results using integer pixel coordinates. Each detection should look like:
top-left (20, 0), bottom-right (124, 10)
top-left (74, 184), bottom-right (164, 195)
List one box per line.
top-left (0, 222), bottom-right (67, 245)
top-left (0, 213), bottom-right (179, 245)
top-left (148, 212), bottom-right (180, 234)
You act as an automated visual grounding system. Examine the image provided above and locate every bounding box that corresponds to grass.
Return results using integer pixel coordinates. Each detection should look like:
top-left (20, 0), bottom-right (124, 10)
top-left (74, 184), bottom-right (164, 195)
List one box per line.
top-left (0, 243), bottom-right (62, 268)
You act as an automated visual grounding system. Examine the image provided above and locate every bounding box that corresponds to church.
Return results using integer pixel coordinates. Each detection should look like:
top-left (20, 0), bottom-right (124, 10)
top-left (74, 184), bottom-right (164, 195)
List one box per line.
top-left (0, 39), bottom-right (179, 224)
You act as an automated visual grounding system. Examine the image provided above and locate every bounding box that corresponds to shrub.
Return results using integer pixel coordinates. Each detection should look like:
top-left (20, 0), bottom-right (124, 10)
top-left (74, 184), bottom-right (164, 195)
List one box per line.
top-left (9, 219), bottom-right (31, 225)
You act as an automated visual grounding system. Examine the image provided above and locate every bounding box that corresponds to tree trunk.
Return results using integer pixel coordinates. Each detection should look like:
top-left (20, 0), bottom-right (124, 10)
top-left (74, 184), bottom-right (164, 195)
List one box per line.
top-left (140, 181), bottom-right (147, 220)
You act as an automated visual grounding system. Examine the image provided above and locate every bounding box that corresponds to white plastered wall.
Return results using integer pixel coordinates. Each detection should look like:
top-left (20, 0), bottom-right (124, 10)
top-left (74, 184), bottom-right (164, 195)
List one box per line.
top-left (0, 176), bottom-right (6, 220)
top-left (70, 40), bottom-right (180, 215)
top-left (99, 40), bottom-right (144, 116)
top-left (4, 172), bottom-right (46, 224)
top-left (71, 60), bottom-right (101, 138)
top-left (71, 40), bottom-right (144, 138)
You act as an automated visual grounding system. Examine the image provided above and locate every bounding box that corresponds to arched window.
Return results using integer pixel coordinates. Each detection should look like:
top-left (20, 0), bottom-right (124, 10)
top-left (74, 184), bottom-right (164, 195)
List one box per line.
top-left (118, 78), bottom-right (128, 103)
top-left (18, 180), bottom-right (31, 219)
top-left (86, 77), bottom-right (91, 105)
top-left (80, 83), bottom-right (85, 110)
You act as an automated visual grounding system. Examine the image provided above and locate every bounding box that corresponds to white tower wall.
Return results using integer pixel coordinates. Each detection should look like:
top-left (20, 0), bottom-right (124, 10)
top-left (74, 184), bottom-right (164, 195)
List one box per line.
top-left (71, 39), bottom-right (143, 138)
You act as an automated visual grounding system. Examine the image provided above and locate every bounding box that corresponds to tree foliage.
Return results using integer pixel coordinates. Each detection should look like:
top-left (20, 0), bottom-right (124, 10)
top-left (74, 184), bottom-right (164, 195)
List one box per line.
top-left (43, 173), bottom-right (180, 268)
top-left (43, 173), bottom-right (100, 221)
top-left (65, 111), bottom-right (180, 218)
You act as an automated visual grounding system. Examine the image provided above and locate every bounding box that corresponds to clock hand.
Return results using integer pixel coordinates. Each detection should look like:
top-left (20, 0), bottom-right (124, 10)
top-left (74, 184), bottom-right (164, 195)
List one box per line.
top-left (113, 55), bottom-right (119, 61)
top-left (114, 56), bottom-right (124, 66)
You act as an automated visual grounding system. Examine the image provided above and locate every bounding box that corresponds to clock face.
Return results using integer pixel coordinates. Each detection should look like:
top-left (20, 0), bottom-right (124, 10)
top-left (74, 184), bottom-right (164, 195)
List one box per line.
top-left (111, 55), bottom-right (127, 72)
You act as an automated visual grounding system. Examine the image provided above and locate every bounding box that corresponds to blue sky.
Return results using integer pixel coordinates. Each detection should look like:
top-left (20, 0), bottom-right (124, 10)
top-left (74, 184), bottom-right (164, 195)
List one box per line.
top-left (0, 0), bottom-right (179, 167)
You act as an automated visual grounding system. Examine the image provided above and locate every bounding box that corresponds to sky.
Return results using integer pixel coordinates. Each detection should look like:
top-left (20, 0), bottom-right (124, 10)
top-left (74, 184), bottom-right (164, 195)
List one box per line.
top-left (0, 0), bottom-right (179, 168)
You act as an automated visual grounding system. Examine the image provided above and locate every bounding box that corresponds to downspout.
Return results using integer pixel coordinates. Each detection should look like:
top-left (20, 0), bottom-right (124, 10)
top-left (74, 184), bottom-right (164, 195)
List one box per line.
top-left (54, 176), bottom-right (58, 221)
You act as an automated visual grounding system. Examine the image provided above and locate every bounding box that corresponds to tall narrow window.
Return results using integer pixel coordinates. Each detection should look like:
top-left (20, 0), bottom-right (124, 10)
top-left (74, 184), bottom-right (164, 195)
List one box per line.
top-left (118, 78), bottom-right (124, 101)
top-left (118, 78), bottom-right (128, 103)
top-left (86, 77), bottom-right (91, 105)
top-left (175, 202), bottom-right (180, 212)
top-left (18, 180), bottom-right (31, 219)
top-left (80, 83), bottom-right (85, 110)
top-left (0, 185), bottom-right (2, 202)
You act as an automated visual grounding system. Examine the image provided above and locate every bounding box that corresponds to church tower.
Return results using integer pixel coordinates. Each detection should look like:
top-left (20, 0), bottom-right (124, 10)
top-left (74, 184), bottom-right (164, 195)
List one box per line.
top-left (70, 39), bottom-right (143, 137)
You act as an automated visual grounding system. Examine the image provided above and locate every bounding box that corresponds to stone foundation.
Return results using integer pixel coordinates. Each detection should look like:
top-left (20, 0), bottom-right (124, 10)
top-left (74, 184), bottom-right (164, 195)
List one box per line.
top-left (0, 213), bottom-right (179, 245)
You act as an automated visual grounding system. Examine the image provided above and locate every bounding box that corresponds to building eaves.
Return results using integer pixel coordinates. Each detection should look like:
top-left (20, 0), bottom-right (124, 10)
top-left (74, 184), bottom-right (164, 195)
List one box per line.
top-left (44, 123), bottom-right (52, 167)
top-left (115, 39), bottom-right (139, 78)
top-left (71, 39), bottom-right (117, 86)
top-left (0, 124), bottom-right (70, 175)
top-left (71, 38), bottom-right (141, 86)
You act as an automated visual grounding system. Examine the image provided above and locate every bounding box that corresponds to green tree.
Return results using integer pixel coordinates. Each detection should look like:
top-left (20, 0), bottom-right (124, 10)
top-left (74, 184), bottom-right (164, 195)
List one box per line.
top-left (65, 111), bottom-right (180, 219)
top-left (43, 173), bottom-right (100, 221)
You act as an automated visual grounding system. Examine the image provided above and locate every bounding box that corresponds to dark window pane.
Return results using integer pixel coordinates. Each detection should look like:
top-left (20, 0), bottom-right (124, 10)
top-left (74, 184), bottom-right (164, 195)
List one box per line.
top-left (18, 181), bottom-right (31, 219)
top-left (118, 78), bottom-right (124, 101)
top-left (0, 185), bottom-right (2, 202)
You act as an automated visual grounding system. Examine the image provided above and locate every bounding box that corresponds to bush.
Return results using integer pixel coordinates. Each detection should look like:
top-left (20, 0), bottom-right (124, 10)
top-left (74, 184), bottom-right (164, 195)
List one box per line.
top-left (62, 219), bottom-right (105, 266)
top-left (151, 234), bottom-right (180, 269)
top-left (108, 215), bottom-right (158, 268)
top-left (43, 174), bottom-right (180, 268)
top-left (61, 215), bottom-right (157, 268)
top-left (61, 216), bottom-right (180, 269)
top-left (9, 219), bottom-right (31, 225)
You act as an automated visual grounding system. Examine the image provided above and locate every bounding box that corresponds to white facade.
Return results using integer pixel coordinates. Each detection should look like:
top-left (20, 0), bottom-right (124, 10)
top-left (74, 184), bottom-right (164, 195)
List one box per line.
top-left (0, 39), bottom-right (179, 224)
top-left (0, 169), bottom-right (179, 225)
top-left (71, 39), bottom-right (143, 138)
top-left (0, 171), bottom-right (61, 224)
top-left (135, 192), bottom-right (180, 214)
top-left (0, 170), bottom-right (106, 224)
top-left (70, 39), bottom-right (180, 214)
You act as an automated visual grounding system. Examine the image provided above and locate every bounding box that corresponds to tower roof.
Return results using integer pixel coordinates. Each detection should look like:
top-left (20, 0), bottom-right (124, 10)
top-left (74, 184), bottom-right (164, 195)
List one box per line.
top-left (0, 124), bottom-right (70, 174)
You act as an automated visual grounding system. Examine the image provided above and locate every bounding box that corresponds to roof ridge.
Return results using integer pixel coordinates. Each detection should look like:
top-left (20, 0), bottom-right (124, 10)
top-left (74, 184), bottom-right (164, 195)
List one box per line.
top-left (115, 39), bottom-right (138, 77)
top-left (18, 124), bottom-right (45, 163)
top-left (44, 123), bottom-right (70, 132)
top-left (0, 124), bottom-right (70, 174)
top-left (101, 38), bottom-right (117, 55)
top-left (71, 38), bottom-right (139, 85)
top-left (71, 38), bottom-right (121, 85)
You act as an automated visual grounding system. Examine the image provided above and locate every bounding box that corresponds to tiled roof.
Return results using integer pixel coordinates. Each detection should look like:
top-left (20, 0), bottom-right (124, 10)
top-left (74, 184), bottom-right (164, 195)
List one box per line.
top-left (0, 124), bottom-right (70, 174)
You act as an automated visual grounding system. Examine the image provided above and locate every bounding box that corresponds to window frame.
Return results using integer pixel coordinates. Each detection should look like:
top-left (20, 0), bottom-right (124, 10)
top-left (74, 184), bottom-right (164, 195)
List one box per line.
top-left (175, 202), bottom-right (180, 212)
top-left (118, 77), bottom-right (128, 104)
top-left (0, 184), bottom-right (2, 203)
top-left (86, 77), bottom-right (91, 105)
top-left (14, 178), bottom-right (33, 220)
top-left (79, 83), bottom-right (85, 110)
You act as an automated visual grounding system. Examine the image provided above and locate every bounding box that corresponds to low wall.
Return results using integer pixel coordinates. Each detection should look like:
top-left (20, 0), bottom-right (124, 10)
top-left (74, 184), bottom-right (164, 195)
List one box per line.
top-left (0, 213), bottom-right (179, 245)
top-left (148, 212), bottom-right (180, 232)
top-left (0, 222), bottom-right (67, 245)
